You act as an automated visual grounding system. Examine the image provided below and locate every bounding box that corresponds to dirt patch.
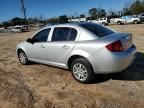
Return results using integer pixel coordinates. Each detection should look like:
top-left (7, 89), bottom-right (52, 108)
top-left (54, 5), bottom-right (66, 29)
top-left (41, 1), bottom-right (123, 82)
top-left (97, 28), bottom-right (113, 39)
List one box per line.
top-left (0, 70), bottom-right (35, 108)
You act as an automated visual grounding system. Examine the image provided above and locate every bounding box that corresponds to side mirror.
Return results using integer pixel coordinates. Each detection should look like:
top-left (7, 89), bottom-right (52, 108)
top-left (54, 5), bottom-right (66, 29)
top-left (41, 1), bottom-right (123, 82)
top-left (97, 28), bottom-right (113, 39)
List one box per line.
top-left (26, 38), bottom-right (34, 44)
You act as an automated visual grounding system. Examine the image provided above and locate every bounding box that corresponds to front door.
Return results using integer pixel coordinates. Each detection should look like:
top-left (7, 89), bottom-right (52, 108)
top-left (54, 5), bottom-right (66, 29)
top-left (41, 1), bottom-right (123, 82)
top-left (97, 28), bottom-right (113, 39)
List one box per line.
top-left (27, 27), bottom-right (78, 67)
top-left (26, 28), bottom-right (51, 61)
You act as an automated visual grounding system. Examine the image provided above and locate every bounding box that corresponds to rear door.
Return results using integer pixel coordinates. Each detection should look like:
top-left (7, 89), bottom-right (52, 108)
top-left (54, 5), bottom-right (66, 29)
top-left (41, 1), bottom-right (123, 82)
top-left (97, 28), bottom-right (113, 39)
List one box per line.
top-left (46, 27), bottom-right (77, 66)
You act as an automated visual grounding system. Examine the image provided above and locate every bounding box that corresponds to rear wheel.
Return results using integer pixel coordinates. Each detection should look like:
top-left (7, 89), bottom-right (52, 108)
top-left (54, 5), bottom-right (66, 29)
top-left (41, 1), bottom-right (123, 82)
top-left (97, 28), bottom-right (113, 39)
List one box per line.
top-left (117, 21), bottom-right (121, 25)
top-left (133, 20), bottom-right (138, 24)
top-left (18, 50), bottom-right (29, 65)
top-left (71, 58), bottom-right (95, 84)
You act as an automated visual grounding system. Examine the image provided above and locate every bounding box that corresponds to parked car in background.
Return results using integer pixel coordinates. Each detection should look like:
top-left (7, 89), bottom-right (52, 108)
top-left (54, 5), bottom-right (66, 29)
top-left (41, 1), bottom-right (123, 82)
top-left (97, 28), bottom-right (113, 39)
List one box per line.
top-left (68, 18), bottom-right (86, 22)
top-left (138, 13), bottom-right (144, 22)
top-left (0, 27), bottom-right (6, 33)
top-left (122, 15), bottom-right (140, 24)
top-left (12, 25), bottom-right (29, 32)
top-left (16, 23), bottom-right (136, 83)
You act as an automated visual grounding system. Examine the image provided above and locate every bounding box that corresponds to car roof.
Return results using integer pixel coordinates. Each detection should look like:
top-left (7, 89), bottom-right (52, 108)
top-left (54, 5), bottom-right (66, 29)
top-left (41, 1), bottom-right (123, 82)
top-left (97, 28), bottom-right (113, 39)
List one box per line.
top-left (122, 15), bottom-right (133, 17)
top-left (43, 22), bottom-right (96, 29)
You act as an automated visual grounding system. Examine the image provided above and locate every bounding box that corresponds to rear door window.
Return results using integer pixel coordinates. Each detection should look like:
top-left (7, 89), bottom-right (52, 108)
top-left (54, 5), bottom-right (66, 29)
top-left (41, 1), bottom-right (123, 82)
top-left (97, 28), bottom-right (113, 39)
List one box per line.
top-left (52, 27), bottom-right (77, 41)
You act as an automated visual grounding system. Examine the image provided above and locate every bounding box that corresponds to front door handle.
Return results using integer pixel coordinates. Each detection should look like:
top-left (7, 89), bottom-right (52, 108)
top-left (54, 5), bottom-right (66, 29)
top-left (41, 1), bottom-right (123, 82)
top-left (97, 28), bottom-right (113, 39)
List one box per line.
top-left (40, 45), bottom-right (45, 48)
top-left (63, 45), bottom-right (70, 49)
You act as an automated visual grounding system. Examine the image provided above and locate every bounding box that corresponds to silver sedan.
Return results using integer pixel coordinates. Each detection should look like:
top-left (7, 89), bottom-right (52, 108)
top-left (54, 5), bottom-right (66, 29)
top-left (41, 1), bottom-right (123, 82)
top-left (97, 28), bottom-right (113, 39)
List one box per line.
top-left (16, 23), bottom-right (136, 83)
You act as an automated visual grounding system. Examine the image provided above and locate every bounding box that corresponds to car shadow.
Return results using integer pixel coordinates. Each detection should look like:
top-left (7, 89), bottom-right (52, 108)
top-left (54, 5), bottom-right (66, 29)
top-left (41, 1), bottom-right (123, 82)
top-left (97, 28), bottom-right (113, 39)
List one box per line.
top-left (111, 52), bottom-right (144, 81)
top-left (93, 52), bottom-right (144, 84)
top-left (92, 74), bottom-right (111, 83)
top-left (26, 52), bottom-right (144, 83)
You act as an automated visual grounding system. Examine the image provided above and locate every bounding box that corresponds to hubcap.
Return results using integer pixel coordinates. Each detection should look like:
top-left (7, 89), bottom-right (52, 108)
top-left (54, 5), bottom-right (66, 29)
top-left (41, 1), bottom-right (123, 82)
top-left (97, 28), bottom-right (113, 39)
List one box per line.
top-left (134, 21), bottom-right (137, 24)
top-left (19, 52), bottom-right (27, 64)
top-left (102, 23), bottom-right (105, 26)
top-left (73, 63), bottom-right (88, 81)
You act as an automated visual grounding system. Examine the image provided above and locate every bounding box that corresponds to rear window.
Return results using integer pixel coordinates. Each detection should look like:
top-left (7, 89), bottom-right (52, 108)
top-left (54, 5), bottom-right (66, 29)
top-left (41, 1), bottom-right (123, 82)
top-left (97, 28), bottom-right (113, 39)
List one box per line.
top-left (80, 23), bottom-right (114, 37)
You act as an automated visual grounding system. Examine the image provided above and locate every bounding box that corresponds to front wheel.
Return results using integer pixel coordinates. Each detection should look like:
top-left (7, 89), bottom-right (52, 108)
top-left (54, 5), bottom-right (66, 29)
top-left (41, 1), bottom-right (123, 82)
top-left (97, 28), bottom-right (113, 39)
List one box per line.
top-left (18, 50), bottom-right (29, 65)
top-left (71, 58), bottom-right (95, 84)
top-left (102, 22), bottom-right (106, 26)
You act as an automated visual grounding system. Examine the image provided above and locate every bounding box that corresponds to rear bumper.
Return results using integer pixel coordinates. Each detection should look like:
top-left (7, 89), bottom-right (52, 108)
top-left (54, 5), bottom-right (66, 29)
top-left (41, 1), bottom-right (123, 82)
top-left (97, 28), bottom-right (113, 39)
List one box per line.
top-left (93, 45), bottom-right (136, 74)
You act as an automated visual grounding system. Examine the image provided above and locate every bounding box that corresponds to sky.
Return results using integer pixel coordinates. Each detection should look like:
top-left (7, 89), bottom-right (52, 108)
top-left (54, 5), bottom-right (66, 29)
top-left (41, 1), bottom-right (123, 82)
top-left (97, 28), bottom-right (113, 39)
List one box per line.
top-left (0, 0), bottom-right (133, 23)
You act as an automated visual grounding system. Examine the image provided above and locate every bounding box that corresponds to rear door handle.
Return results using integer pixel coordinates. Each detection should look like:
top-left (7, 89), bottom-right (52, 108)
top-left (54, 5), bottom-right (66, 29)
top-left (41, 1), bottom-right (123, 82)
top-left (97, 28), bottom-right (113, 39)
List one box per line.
top-left (40, 45), bottom-right (45, 48)
top-left (63, 45), bottom-right (70, 49)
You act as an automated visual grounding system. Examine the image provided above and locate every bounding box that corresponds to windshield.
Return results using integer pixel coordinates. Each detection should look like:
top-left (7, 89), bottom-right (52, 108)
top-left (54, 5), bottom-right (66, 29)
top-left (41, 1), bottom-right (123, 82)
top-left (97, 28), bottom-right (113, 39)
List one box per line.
top-left (122, 16), bottom-right (133, 19)
top-left (80, 23), bottom-right (115, 37)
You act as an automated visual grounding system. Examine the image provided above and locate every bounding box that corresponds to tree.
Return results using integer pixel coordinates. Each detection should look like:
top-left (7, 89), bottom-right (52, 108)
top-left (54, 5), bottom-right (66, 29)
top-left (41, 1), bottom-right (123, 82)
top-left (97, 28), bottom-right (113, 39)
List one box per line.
top-left (47, 17), bottom-right (59, 24)
top-left (58, 15), bottom-right (68, 23)
top-left (80, 14), bottom-right (85, 18)
top-left (142, 0), bottom-right (144, 5)
top-left (39, 15), bottom-right (44, 22)
top-left (0, 23), bottom-right (3, 27)
top-left (122, 1), bottom-right (131, 15)
top-left (117, 11), bottom-right (122, 16)
top-left (86, 17), bottom-right (91, 21)
top-left (27, 17), bottom-right (35, 24)
top-left (99, 9), bottom-right (106, 17)
top-left (130, 0), bottom-right (144, 15)
top-left (107, 9), bottom-right (119, 18)
top-left (2, 21), bottom-right (10, 28)
top-left (89, 8), bottom-right (98, 19)
top-left (10, 17), bottom-right (26, 25)
top-left (123, 8), bottom-right (131, 15)
top-left (71, 16), bottom-right (75, 19)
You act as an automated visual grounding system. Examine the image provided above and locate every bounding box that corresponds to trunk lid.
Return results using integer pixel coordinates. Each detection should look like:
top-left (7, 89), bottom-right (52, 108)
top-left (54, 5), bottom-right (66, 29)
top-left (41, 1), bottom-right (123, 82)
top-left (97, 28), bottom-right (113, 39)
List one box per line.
top-left (99, 32), bottom-right (133, 51)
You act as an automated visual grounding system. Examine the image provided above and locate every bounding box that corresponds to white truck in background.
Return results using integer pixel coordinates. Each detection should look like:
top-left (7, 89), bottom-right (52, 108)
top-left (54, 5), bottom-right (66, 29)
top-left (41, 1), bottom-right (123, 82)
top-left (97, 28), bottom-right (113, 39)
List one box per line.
top-left (88, 18), bottom-right (109, 26)
top-left (111, 15), bottom-right (140, 25)
top-left (111, 18), bottom-right (125, 25)
top-left (122, 16), bottom-right (140, 24)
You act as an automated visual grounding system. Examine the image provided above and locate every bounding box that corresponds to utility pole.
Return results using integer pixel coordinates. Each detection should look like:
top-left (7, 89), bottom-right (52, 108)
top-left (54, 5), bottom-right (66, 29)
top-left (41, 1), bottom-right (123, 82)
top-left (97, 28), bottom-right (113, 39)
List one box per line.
top-left (98, 0), bottom-right (102, 18)
top-left (20, 0), bottom-right (28, 31)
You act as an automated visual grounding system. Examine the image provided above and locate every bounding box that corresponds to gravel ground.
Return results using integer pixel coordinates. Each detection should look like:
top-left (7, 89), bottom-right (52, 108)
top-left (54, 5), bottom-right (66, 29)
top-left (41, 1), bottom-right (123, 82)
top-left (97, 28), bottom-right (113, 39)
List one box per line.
top-left (0, 24), bottom-right (144, 108)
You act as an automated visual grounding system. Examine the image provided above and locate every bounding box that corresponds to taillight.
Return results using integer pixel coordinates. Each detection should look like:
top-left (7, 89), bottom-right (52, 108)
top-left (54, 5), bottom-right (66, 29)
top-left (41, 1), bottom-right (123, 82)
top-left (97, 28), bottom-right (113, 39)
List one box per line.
top-left (106, 40), bottom-right (123, 52)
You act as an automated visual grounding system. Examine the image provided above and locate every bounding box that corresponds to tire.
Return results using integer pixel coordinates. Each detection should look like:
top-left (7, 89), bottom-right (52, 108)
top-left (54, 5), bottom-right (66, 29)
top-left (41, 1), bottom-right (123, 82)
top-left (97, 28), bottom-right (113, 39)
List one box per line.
top-left (102, 22), bottom-right (106, 26)
top-left (18, 50), bottom-right (29, 65)
top-left (117, 21), bottom-right (121, 25)
top-left (71, 58), bottom-right (95, 84)
top-left (133, 20), bottom-right (138, 24)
